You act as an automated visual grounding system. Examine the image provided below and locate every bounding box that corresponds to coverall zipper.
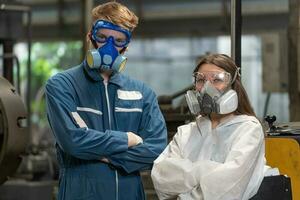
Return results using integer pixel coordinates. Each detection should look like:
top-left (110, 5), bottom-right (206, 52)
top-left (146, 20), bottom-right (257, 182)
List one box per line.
top-left (104, 81), bottom-right (119, 200)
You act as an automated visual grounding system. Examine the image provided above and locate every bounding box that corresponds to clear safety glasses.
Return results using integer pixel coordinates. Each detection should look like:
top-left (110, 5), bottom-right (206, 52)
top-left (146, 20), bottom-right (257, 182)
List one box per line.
top-left (91, 20), bottom-right (131, 48)
top-left (193, 71), bottom-right (232, 88)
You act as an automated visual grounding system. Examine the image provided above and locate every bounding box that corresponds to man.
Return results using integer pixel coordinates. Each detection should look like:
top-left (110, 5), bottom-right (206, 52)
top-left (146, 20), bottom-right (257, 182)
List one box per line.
top-left (45, 2), bottom-right (167, 200)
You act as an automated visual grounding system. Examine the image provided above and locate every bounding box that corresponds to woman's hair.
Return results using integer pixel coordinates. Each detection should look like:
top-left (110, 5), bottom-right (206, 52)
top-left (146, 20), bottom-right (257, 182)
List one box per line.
top-left (91, 1), bottom-right (138, 32)
top-left (193, 53), bottom-right (256, 117)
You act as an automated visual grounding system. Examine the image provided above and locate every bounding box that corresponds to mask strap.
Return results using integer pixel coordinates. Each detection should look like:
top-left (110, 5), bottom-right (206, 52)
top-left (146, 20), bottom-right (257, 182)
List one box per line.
top-left (222, 67), bottom-right (240, 93)
top-left (230, 67), bottom-right (240, 85)
top-left (195, 115), bottom-right (203, 136)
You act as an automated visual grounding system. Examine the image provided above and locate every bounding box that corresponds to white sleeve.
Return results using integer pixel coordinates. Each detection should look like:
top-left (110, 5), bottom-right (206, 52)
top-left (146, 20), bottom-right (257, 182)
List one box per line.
top-left (194, 121), bottom-right (264, 200)
top-left (151, 125), bottom-right (202, 199)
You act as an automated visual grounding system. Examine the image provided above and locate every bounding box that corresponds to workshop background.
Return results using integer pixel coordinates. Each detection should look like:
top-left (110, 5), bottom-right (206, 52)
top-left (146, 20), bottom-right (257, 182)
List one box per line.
top-left (1, 0), bottom-right (300, 199)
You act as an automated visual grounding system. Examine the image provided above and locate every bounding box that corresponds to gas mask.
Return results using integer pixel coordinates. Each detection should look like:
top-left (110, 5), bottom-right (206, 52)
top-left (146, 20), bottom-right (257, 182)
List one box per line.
top-left (185, 70), bottom-right (238, 116)
top-left (86, 20), bottom-right (131, 73)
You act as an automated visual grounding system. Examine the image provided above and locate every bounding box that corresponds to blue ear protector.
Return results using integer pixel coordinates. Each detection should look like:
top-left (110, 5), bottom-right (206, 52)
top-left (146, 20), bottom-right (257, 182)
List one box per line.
top-left (86, 20), bottom-right (132, 73)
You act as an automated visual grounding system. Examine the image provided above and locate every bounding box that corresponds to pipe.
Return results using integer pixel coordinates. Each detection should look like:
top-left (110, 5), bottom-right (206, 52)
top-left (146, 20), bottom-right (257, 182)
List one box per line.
top-left (231, 0), bottom-right (242, 70)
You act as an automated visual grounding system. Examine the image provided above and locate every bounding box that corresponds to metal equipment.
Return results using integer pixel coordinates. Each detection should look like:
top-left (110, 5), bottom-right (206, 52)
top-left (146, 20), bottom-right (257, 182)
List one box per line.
top-left (265, 115), bottom-right (300, 200)
top-left (0, 2), bottom-right (31, 186)
top-left (0, 77), bottom-right (57, 199)
top-left (157, 85), bottom-right (194, 140)
top-left (0, 76), bottom-right (29, 184)
top-left (0, 3), bottom-right (57, 200)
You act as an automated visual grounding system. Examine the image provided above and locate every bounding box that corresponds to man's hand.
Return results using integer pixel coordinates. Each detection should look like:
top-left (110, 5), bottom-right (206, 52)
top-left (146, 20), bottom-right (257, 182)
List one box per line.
top-left (127, 132), bottom-right (143, 147)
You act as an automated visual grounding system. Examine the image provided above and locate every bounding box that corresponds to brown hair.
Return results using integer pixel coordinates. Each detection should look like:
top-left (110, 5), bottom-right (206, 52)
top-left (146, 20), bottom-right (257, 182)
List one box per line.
top-left (91, 1), bottom-right (138, 32)
top-left (86, 1), bottom-right (138, 49)
top-left (193, 53), bottom-right (256, 117)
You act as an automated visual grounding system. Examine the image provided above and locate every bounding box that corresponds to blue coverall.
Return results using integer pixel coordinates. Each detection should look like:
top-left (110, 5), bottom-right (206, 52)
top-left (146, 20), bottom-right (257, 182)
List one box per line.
top-left (45, 62), bottom-right (167, 200)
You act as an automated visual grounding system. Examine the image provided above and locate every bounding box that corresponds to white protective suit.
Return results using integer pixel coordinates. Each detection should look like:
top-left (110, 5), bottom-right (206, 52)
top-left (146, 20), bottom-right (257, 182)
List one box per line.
top-left (151, 114), bottom-right (267, 200)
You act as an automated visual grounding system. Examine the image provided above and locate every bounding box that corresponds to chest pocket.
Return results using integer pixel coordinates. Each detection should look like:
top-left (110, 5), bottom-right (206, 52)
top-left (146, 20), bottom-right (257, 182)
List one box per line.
top-left (115, 89), bottom-right (143, 133)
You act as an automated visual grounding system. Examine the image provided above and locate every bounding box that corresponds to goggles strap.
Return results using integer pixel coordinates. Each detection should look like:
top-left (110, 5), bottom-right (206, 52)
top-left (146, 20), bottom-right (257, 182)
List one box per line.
top-left (89, 31), bottom-right (98, 49)
top-left (230, 67), bottom-right (240, 85)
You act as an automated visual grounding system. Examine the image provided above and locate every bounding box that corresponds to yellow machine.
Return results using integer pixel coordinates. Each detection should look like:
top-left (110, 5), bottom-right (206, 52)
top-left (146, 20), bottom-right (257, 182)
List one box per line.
top-left (265, 121), bottom-right (300, 200)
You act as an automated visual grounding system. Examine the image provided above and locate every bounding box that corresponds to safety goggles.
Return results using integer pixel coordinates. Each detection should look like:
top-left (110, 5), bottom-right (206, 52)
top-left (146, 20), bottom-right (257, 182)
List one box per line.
top-left (193, 71), bottom-right (232, 88)
top-left (91, 20), bottom-right (132, 48)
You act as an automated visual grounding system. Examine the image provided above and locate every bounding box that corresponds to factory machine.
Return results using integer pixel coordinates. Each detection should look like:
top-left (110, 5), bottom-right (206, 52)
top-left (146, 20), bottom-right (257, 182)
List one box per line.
top-left (0, 76), bottom-right (58, 200)
top-left (0, 3), bottom-right (58, 200)
top-left (0, 77), bottom-right (28, 185)
top-left (264, 116), bottom-right (300, 200)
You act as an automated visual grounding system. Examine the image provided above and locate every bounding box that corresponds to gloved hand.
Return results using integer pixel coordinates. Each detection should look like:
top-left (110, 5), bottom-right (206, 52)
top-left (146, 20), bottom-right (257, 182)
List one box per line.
top-left (127, 132), bottom-right (143, 147)
top-left (100, 132), bottom-right (143, 163)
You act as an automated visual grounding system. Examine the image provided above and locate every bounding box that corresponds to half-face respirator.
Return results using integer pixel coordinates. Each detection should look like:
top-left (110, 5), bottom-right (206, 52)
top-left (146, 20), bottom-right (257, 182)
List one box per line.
top-left (86, 20), bottom-right (132, 73)
top-left (185, 70), bottom-right (238, 116)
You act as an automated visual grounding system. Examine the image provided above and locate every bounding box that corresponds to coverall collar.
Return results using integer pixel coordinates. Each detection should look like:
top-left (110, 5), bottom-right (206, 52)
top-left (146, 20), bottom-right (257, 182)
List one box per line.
top-left (83, 60), bottom-right (126, 87)
top-left (197, 115), bottom-right (259, 132)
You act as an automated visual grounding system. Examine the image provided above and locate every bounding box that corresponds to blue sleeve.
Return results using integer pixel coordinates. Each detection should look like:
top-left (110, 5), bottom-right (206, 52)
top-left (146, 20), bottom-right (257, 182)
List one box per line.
top-left (45, 74), bottom-right (128, 160)
top-left (108, 88), bottom-right (167, 173)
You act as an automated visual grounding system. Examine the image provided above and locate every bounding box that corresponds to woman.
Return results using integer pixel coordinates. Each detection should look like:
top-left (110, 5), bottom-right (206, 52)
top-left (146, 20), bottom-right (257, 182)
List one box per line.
top-left (151, 54), bottom-right (269, 200)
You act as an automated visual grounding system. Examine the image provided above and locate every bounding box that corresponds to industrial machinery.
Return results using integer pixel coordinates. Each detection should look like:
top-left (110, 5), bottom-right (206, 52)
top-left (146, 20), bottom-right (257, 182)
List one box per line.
top-left (0, 75), bottom-right (58, 200)
top-left (265, 116), bottom-right (300, 200)
top-left (0, 76), bottom-right (29, 185)
top-left (0, 1), bottom-right (30, 188)
top-left (0, 77), bottom-right (57, 200)
top-left (0, 3), bottom-right (58, 200)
